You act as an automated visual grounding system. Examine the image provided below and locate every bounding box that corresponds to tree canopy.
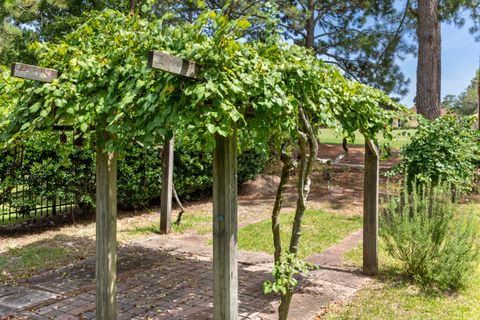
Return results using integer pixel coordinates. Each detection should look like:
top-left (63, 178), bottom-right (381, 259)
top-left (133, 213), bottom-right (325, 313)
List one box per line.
top-left (0, 0), bottom-right (422, 98)
top-left (442, 69), bottom-right (479, 115)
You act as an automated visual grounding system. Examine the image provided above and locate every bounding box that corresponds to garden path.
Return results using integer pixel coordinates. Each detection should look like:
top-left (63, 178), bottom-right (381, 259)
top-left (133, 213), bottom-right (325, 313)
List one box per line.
top-left (0, 229), bottom-right (367, 320)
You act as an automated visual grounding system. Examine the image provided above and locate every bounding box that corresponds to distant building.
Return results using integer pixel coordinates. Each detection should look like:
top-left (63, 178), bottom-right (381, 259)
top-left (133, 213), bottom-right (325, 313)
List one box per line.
top-left (392, 105), bottom-right (418, 129)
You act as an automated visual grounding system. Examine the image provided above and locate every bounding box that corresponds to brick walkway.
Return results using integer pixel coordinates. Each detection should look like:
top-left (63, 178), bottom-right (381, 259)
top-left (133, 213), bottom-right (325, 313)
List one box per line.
top-left (0, 231), bottom-right (368, 320)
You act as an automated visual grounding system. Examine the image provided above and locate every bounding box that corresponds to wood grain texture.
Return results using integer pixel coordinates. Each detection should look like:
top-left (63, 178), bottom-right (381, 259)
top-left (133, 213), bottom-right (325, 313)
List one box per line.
top-left (11, 63), bottom-right (58, 82)
top-left (96, 148), bottom-right (118, 320)
top-left (213, 131), bottom-right (238, 320)
top-left (363, 141), bottom-right (379, 276)
top-left (160, 137), bottom-right (174, 234)
top-left (148, 51), bottom-right (199, 79)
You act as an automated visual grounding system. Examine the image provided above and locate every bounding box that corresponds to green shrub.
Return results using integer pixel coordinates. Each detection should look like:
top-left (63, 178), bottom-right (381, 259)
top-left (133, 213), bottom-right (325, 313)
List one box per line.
top-left (391, 115), bottom-right (480, 192)
top-left (117, 144), bottom-right (163, 209)
top-left (1, 132), bottom-right (269, 213)
top-left (173, 143), bottom-right (269, 201)
top-left (380, 183), bottom-right (479, 291)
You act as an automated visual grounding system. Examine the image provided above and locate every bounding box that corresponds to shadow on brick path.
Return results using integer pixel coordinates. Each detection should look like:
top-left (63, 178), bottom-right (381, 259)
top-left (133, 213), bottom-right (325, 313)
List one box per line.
top-left (0, 230), bottom-right (368, 320)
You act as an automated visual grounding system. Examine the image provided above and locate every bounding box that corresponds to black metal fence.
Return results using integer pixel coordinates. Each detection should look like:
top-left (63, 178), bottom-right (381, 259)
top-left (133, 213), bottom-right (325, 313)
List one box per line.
top-left (0, 132), bottom-right (95, 226)
top-left (0, 185), bottom-right (77, 225)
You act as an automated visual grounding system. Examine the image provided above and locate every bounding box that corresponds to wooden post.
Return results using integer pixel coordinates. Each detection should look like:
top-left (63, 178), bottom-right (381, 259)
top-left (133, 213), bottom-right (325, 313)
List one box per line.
top-left (147, 51), bottom-right (200, 234)
top-left (160, 136), bottom-right (174, 234)
top-left (146, 51), bottom-right (241, 318)
top-left (96, 145), bottom-right (118, 320)
top-left (363, 140), bottom-right (379, 276)
top-left (213, 130), bottom-right (238, 320)
top-left (10, 61), bottom-right (120, 319)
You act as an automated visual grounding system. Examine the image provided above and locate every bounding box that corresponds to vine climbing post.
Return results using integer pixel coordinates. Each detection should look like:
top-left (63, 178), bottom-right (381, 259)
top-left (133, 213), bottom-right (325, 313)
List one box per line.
top-left (363, 140), bottom-right (379, 275)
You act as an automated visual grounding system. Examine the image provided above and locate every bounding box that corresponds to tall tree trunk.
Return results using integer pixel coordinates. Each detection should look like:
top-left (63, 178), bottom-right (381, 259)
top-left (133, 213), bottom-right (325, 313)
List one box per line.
top-left (416, 0), bottom-right (441, 120)
top-left (305, 0), bottom-right (315, 49)
top-left (130, 0), bottom-right (136, 15)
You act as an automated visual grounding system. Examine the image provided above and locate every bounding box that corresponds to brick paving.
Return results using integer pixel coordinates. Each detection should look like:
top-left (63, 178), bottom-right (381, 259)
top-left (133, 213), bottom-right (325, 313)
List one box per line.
top-left (0, 231), bottom-right (368, 320)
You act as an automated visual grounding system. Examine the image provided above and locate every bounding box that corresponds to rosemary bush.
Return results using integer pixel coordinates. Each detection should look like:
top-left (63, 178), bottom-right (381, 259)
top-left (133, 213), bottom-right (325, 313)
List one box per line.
top-left (381, 183), bottom-right (479, 291)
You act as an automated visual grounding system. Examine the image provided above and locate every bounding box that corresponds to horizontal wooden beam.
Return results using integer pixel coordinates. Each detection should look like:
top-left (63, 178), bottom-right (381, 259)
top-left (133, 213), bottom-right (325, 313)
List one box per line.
top-left (11, 63), bottom-right (58, 83)
top-left (147, 50), bottom-right (199, 79)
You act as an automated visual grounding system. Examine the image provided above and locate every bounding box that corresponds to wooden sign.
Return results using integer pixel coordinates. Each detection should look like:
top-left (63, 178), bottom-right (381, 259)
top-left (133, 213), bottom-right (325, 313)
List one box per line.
top-left (11, 63), bottom-right (58, 83)
top-left (148, 51), bottom-right (199, 79)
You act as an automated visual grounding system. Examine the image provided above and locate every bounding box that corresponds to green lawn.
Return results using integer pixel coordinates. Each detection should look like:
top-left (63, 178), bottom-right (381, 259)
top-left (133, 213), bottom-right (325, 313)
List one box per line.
top-left (238, 210), bottom-right (362, 258)
top-left (318, 128), bottom-right (415, 149)
top-left (325, 203), bottom-right (480, 320)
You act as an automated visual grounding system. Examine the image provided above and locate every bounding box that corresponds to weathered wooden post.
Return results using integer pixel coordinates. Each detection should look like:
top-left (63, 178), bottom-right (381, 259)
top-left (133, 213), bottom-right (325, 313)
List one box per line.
top-left (11, 62), bottom-right (119, 319)
top-left (147, 51), bottom-right (239, 319)
top-left (148, 50), bottom-right (198, 234)
top-left (213, 130), bottom-right (238, 320)
top-left (160, 136), bottom-right (174, 234)
top-left (363, 140), bottom-right (379, 276)
top-left (95, 140), bottom-right (118, 320)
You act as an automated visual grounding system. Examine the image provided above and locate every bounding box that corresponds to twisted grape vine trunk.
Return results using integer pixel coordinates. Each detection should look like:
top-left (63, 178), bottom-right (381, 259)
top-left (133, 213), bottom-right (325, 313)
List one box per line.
top-left (272, 142), bottom-right (293, 264)
top-left (278, 105), bottom-right (318, 320)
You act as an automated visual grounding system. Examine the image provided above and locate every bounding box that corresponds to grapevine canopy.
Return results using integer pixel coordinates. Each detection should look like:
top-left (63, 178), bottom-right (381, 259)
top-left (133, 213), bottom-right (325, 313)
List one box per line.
top-left (0, 6), bottom-right (402, 151)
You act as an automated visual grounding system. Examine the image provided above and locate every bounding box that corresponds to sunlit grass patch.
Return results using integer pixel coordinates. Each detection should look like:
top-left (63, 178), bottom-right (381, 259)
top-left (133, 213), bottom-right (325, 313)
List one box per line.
top-left (318, 128), bottom-right (415, 149)
top-left (238, 210), bottom-right (362, 258)
top-left (126, 212), bottom-right (212, 236)
top-left (0, 244), bottom-right (74, 284)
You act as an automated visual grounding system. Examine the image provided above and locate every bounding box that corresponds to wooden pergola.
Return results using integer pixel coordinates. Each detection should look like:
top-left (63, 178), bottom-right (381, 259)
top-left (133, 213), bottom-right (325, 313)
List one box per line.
top-left (10, 52), bottom-right (379, 319)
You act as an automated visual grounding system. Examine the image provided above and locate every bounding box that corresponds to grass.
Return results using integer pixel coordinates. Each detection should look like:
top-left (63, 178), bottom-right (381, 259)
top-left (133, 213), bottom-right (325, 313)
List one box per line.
top-left (324, 272), bottom-right (480, 319)
top-left (324, 203), bottom-right (480, 320)
top-left (238, 210), bottom-right (362, 258)
top-left (0, 243), bottom-right (76, 284)
top-left (127, 209), bottom-right (362, 259)
top-left (126, 212), bottom-right (212, 236)
top-left (318, 128), bottom-right (415, 149)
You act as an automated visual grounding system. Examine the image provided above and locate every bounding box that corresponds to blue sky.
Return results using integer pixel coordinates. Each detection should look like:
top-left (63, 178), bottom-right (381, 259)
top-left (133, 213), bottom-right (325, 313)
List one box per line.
top-left (399, 20), bottom-right (479, 107)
